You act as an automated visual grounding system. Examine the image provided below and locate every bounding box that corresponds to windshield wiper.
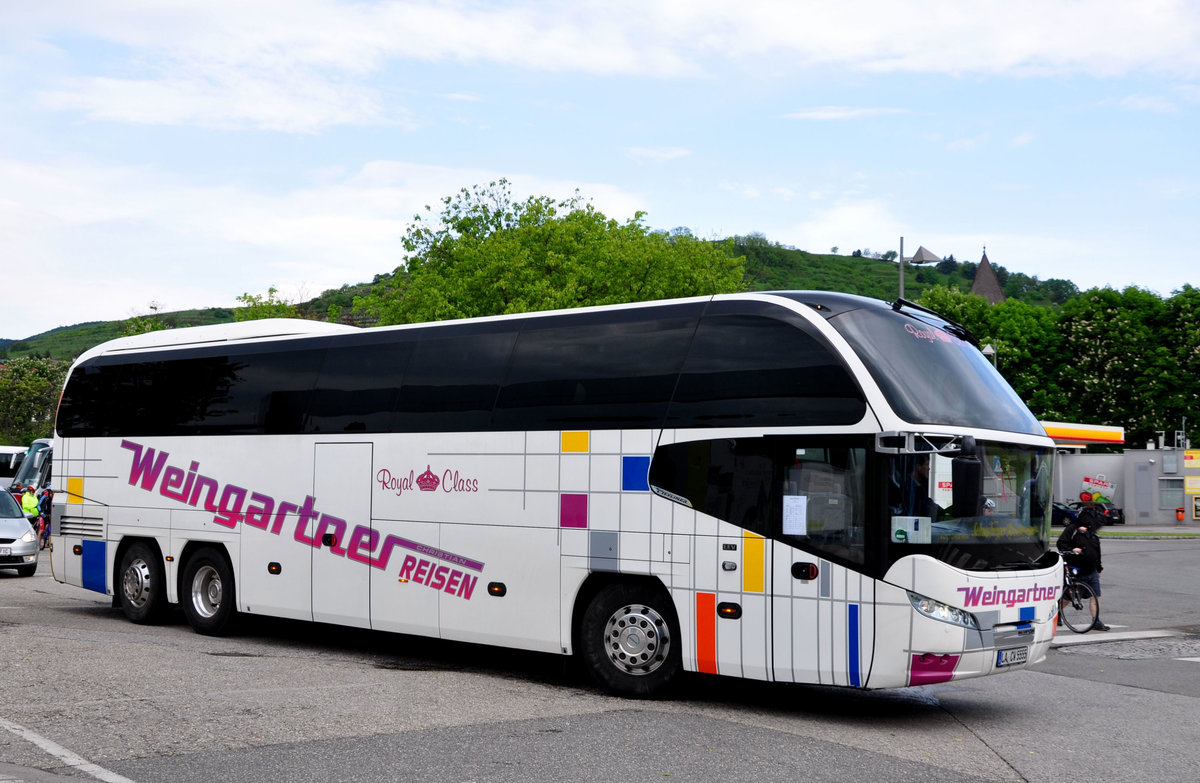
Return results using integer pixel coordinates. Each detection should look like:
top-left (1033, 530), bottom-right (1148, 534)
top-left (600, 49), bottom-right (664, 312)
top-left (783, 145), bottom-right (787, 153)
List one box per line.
top-left (891, 298), bottom-right (979, 346)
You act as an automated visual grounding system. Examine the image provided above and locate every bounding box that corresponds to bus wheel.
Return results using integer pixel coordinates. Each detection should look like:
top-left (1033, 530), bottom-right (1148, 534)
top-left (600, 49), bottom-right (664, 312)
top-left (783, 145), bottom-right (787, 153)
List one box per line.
top-left (181, 548), bottom-right (236, 636)
top-left (118, 542), bottom-right (166, 623)
top-left (580, 583), bottom-right (680, 697)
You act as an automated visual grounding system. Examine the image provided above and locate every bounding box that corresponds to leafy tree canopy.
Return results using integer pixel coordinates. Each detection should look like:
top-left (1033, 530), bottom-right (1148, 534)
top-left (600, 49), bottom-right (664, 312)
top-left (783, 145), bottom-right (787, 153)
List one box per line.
top-left (356, 180), bottom-right (746, 325)
top-left (0, 357), bottom-right (68, 444)
top-left (236, 287), bottom-right (300, 321)
top-left (916, 284), bottom-right (1194, 448)
top-left (120, 303), bottom-right (174, 336)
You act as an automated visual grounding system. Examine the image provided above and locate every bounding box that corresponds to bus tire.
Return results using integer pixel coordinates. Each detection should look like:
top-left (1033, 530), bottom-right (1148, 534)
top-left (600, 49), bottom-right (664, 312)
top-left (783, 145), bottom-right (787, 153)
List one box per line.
top-left (181, 547), bottom-right (236, 636)
top-left (118, 542), bottom-right (166, 623)
top-left (580, 582), bottom-right (681, 697)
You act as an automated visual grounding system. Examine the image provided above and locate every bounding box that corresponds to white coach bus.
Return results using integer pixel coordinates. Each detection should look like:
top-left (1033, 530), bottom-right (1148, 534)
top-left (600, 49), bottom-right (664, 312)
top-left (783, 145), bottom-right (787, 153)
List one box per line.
top-left (50, 291), bottom-right (1061, 696)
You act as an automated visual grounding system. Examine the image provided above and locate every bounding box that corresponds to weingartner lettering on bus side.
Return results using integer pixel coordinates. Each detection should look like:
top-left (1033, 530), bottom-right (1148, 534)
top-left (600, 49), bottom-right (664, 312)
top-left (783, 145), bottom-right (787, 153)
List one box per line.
top-left (119, 440), bottom-right (482, 599)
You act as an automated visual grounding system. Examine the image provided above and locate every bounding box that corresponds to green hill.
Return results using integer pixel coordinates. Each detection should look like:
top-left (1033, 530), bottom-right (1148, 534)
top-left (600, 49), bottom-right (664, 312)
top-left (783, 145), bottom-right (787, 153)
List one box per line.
top-left (1, 241), bottom-right (1077, 362)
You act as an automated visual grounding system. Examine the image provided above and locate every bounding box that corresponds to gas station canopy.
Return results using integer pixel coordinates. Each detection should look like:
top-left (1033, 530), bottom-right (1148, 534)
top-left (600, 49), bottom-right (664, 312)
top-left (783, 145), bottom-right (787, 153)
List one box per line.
top-left (1040, 421), bottom-right (1125, 448)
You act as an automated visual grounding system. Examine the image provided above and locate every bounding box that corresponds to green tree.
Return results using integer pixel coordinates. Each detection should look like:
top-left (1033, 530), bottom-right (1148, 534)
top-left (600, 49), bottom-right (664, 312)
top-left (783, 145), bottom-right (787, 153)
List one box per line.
top-left (988, 299), bottom-right (1068, 418)
top-left (915, 285), bottom-right (993, 338)
top-left (1162, 285), bottom-right (1200, 445)
top-left (235, 287), bottom-right (300, 321)
top-left (358, 180), bottom-right (746, 325)
top-left (120, 303), bottom-right (174, 336)
top-left (1055, 287), bottom-right (1173, 445)
top-left (0, 357), bottom-right (68, 443)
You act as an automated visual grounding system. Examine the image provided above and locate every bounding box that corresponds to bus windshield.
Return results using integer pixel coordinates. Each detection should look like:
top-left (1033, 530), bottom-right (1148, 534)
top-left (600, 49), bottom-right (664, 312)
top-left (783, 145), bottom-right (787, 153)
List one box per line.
top-left (884, 441), bottom-right (1053, 572)
top-left (828, 305), bottom-right (1043, 436)
top-left (9, 440), bottom-right (49, 491)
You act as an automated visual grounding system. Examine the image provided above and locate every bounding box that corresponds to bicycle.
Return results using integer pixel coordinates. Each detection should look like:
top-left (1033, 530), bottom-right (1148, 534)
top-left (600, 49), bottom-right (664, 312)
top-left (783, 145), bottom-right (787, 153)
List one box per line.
top-left (1058, 555), bottom-right (1098, 633)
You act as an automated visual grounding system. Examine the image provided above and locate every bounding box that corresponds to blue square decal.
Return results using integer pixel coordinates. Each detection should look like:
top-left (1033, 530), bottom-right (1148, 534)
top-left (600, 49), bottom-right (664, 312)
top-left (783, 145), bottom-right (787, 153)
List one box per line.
top-left (622, 456), bottom-right (651, 492)
top-left (82, 539), bottom-right (107, 594)
top-left (1019, 606), bottom-right (1035, 622)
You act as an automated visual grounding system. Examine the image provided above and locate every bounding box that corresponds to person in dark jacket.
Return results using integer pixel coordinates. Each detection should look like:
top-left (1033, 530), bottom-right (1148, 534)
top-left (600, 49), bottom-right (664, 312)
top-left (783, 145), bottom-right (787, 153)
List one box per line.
top-left (37, 486), bottom-right (53, 549)
top-left (1057, 507), bottom-right (1108, 630)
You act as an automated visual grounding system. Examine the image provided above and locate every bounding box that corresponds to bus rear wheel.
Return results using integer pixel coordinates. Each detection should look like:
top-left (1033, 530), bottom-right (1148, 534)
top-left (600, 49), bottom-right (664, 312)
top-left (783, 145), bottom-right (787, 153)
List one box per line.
top-left (182, 547), bottom-right (236, 636)
top-left (119, 542), bottom-right (166, 623)
top-left (580, 583), bottom-right (680, 697)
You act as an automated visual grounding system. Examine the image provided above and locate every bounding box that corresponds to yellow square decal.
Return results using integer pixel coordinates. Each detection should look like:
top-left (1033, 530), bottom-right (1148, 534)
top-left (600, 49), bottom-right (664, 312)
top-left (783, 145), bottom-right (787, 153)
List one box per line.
top-left (561, 431), bottom-right (590, 453)
top-left (67, 477), bottom-right (84, 504)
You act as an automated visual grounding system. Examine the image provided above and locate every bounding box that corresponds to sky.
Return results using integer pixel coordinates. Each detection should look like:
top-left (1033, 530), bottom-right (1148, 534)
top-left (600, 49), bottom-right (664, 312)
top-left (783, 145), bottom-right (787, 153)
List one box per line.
top-left (2, 0), bottom-right (1199, 340)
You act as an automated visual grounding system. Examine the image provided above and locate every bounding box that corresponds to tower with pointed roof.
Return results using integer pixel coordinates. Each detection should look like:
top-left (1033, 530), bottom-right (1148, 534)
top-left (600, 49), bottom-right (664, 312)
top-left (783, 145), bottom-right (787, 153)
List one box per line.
top-left (970, 247), bottom-right (1006, 304)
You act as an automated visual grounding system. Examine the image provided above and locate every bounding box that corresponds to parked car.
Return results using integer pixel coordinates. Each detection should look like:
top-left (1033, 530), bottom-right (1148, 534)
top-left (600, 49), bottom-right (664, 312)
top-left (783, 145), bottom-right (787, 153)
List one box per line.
top-left (1051, 501), bottom-right (1078, 527)
top-left (1068, 500), bottom-right (1125, 525)
top-left (0, 488), bottom-right (38, 576)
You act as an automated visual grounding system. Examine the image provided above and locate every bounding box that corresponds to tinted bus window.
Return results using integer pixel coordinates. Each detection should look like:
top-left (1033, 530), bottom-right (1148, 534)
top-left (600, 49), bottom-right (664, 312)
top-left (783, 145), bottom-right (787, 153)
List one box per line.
top-left (494, 305), bottom-right (701, 431)
top-left (648, 437), bottom-right (776, 538)
top-left (395, 322), bottom-right (521, 432)
top-left (307, 337), bottom-right (415, 433)
top-left (59, 347), bottom-right (326, 437)
top-left (221, 348), bottom-right (326, 434)
top-left (667, 305), bottom-right (865, 428)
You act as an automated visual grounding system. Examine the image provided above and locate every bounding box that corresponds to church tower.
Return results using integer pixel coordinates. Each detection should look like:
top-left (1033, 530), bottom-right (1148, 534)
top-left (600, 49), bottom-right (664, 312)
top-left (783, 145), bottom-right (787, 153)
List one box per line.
top-left (969, 247), bottom-right (1006, 304)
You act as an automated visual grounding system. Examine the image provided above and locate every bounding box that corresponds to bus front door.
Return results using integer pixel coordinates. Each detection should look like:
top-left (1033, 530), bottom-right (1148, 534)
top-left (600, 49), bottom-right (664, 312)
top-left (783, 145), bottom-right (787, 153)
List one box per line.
top-left (770, 544), bottom-right (876, 688)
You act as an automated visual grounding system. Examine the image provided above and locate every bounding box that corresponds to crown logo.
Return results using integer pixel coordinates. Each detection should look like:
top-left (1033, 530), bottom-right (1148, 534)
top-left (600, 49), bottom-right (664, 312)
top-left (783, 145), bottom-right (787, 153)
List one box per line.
top-left (416, 466), bottom-right (440, 492)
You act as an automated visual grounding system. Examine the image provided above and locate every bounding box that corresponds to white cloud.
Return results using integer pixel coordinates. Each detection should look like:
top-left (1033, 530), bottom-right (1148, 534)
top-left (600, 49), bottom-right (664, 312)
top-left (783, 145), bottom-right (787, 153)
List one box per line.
top-left (13, 1), bottom-right (1200, 133)
top-left (784, 198), bottom-right (904, 254)
top-left (0, 155), bottom-right (647, 336)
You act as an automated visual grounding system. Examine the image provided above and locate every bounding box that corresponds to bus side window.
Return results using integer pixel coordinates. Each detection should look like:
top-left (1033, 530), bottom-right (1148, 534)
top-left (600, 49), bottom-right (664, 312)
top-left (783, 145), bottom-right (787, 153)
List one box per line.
top-left (778, 445), bottom-right (866, 566)
top-left (667, 305), bottom-right (866, 429)
top-left (648, 438), bottom-right (774, 538)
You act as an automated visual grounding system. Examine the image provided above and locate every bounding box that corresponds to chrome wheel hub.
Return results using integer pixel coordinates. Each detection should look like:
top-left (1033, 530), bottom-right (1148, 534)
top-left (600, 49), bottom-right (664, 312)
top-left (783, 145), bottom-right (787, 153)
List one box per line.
top-left (191, 565), bottom-right (223, 619)
top-left (604, 603), bottom-right (670, 675)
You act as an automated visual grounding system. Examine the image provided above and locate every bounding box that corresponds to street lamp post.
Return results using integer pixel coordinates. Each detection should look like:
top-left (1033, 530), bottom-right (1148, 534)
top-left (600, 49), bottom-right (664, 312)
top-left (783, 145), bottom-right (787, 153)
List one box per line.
top-left (898, 237), bottom-right (940, 300)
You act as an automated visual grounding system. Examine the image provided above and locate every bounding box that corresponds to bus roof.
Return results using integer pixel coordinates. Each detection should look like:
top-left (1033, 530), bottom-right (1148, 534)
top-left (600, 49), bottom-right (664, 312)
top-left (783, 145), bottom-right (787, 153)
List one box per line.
top-left (74, 318), bottom-right (360, 364)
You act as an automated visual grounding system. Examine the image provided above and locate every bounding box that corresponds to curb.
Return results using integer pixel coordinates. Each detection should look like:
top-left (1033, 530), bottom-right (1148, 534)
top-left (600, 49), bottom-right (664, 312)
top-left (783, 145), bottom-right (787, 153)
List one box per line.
top-left (1051, 628), bottom-right (1181, 648)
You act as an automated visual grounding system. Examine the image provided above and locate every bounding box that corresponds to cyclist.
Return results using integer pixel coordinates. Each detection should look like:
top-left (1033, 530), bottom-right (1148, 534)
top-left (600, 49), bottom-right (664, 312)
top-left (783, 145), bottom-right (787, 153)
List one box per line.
top-left (1057, 507), bottom-right (1108, 631)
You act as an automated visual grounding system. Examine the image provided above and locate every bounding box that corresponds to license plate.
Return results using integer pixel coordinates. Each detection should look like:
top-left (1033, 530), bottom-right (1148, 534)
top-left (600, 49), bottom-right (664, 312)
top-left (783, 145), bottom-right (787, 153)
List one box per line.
top-left (0, 547), bottom-right (9, 556)
top-left (996, 647), bottom-right (1028, 667)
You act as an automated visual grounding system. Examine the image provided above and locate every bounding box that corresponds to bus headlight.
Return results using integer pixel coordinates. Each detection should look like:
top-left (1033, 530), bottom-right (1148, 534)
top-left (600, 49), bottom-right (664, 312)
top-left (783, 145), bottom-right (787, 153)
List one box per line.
top-left (908, 591), bottom-right (979, 629)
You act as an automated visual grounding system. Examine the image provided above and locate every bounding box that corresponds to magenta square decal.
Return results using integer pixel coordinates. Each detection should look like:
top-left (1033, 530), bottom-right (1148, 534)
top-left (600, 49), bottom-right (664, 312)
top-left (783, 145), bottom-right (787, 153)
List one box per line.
top-left (560, 493), bottom-right (588, 528)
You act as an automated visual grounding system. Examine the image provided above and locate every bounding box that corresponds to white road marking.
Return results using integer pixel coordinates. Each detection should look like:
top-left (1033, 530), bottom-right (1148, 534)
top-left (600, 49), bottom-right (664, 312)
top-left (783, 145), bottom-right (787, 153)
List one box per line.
top-left (1051, 628), bottom-right (1179, 647)
top-left (0, 717), bottom-right (138, 783)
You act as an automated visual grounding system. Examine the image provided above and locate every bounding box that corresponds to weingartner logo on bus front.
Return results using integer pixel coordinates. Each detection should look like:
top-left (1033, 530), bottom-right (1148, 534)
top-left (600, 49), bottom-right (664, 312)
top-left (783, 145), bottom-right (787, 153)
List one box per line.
top-left (118, 440), bottom-right (484, 600)
top-left (956, 584), bottom-right (1059, 608)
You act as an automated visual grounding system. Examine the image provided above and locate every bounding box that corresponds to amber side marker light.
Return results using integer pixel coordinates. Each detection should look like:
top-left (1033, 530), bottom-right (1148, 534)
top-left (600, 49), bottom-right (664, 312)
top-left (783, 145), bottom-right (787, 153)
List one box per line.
top-left (717, 602), bottom-right (742, 620)
top-left (267, 562), bottom-right (282, 575)
top-left (488, 582), bottom-right (507, 597)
